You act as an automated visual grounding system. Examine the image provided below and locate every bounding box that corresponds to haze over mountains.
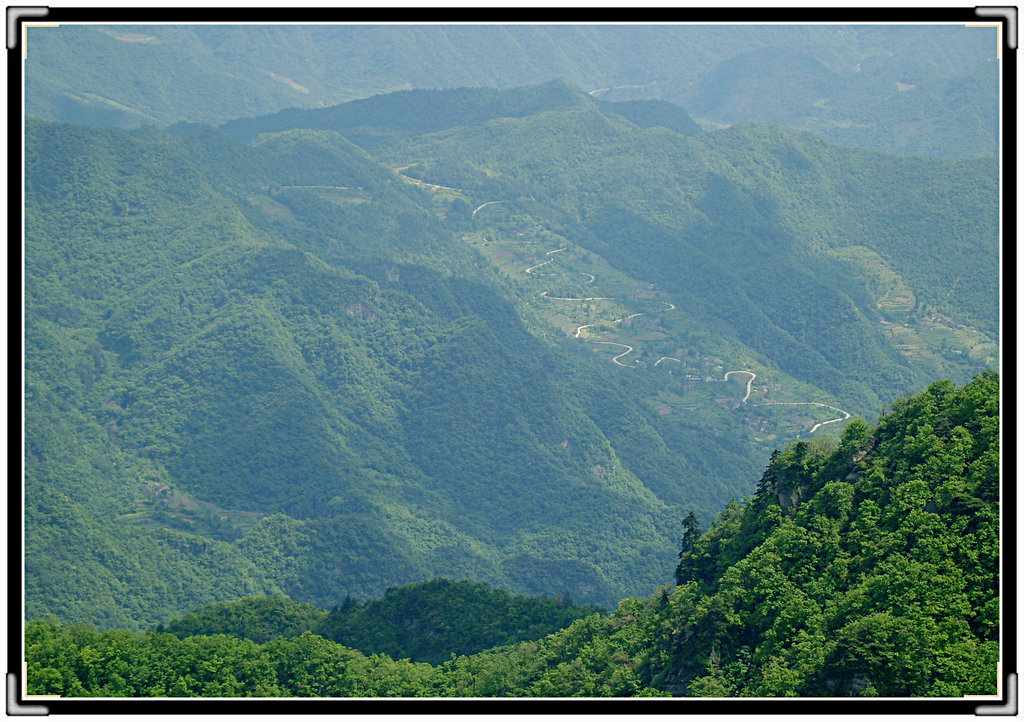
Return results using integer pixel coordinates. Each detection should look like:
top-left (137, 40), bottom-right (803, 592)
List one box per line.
top-left (24, 72), bottom-right (998, 629)
top-left (26, 23), bottom-right (998, 157)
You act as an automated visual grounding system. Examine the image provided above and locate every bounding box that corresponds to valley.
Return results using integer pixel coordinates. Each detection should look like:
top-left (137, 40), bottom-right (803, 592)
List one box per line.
top-left (22, 79), bottom-right (999, 641)
top-left (17, 18), bottom-right (1004, 703)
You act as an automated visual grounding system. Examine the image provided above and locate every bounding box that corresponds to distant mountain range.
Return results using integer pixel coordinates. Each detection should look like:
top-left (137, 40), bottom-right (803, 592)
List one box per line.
top-left (25, 23), bottom-right (998, 157)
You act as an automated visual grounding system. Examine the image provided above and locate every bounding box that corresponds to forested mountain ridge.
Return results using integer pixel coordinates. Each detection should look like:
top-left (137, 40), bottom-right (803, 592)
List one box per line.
top-left (151, 579), bottom-right (606, 665)
top-left (309, 83), bottom-right (995, 412)
top-left (24, 77), bottom-right (998, 630)
top-left (26, 23), bottom-right (998, 157)
top-left (217, 80), bottom-right (597, 146)
top-left (25, 371), bottom-right (1000, 697)
top-left (25, 114), bottom-right (706, 624)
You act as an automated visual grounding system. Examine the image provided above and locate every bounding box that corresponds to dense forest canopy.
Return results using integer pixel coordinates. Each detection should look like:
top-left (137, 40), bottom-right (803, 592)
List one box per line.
top-left (25, 372), bottom-right (1000, 697)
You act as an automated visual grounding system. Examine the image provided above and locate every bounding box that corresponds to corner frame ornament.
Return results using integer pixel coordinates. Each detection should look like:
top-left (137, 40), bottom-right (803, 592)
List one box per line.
top-left (975, 6), bottom-right (1018, 49)
top-left (6, 674), bottom-right (49, 716)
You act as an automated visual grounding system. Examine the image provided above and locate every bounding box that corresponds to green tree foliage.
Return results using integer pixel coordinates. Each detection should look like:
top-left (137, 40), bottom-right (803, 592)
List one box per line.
top-left (595, 99), bottom-right (702, 136)
top-left (158, 596), bottom-right (328, 644)
top-left (313, 578), bottom-right (605, 664)
top-left (24, 115), bottom-right (688, 620)
top-left (674, 511), bottom-right (702, 585)
top-left (25, 374), bottom-right (1000, 698)
top-left (657, 371), bottom-right (1000, 696)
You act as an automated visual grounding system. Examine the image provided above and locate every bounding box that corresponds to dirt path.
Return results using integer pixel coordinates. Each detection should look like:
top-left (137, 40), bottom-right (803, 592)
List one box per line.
top-left (758, 401), bottom-right (851, 434)
top-left (591, 341), bottom-right (635, 366)
top-left (472, 200), bottom-right (504, 217)
top-left (654, 357), bottom-right (681, 366)
top-left (541, 291), bottom-right (613, 301)
top-left (724, 370), bottom-right (757, 403)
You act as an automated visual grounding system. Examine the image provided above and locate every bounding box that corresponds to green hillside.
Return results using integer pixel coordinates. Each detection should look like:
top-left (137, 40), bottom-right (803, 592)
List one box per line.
top-left (23, 115), bottom-right (700, 625)
top-left (23, 81), bottom-right (998, 631)
top-left (25, 372), bottom-right (1000, 697)
top-left (321, 83), bottom-right (995, 407)
top-left (313, 579), bottom-right (606, 664)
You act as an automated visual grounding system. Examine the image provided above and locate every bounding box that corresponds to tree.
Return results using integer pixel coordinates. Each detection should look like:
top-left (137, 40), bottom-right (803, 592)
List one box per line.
top-left (674, 511), bottom-right (703, 585)
top-left (755, 449), bottom-right (781, 498)
top-left (447, 197), bottom-right (472, 226)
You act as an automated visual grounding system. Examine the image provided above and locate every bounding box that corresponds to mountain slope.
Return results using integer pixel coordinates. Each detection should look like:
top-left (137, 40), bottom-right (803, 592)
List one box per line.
top-left (23, 82), bottom-right (999, 629)
top-left (24, 116), bottom-right (699, 624)
top-left (25, 372), bottom-right (1000, 697)
top-left (318, 85), bottom-right (996, 409)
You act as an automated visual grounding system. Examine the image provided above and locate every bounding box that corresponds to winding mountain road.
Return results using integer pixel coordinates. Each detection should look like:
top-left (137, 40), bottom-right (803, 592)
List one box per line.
top-left (525, 250), bottom-right (647, 366)
top-left (396, 173), bottom-right (461, 193)
top-left (591, 341), bottom-right (635, 366)
top-left (723, 370), bottom-right (850, 433)
top-left (724, 370), bottom-right (757, 403)
top-left (758, 401), bottom-right (852, 434)
top-left (541, 291), bottom-right (614, 301)
top-left (516, 247), bottom-right (850, 433)
top-left (472, 200), bottom-right (505, 217)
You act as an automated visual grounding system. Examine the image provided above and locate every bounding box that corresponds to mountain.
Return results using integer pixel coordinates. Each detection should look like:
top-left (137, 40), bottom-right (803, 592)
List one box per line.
top-left (22, 112), bottom-right (707, 626)
top-left (24, 127), bottom-right (678, 624)
top-left (687, 45), bottom-right (844, 123)
top-left (24, 23), bottom-right (998, 157)
top-left (253, 82), bottom-right (996, 407)
top-left (218, 80), bottom-right (595, 147)
top-left (157, 596), bottom-right (328, 644)
top-left (25, 372), bottom-right (1001, 697)
top-left (23, 81), bottom-right (998, 631)
top-left (595, 99), bottom-right (703, 136)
